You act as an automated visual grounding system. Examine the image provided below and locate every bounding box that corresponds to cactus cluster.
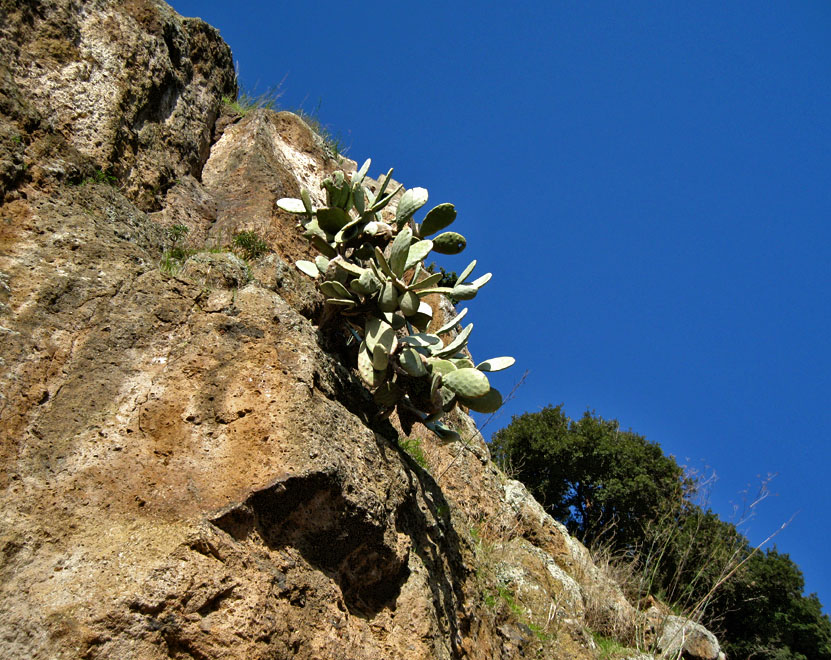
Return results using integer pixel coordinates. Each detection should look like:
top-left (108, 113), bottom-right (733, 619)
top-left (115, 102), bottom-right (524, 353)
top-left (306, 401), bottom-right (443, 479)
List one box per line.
top-left (277, 159), bottom-right (513, 441)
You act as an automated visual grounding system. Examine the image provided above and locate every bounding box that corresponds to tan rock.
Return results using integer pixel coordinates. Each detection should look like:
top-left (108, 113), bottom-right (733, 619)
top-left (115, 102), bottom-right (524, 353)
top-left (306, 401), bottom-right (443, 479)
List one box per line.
top-left (0, 1), bottom-right (725, 659)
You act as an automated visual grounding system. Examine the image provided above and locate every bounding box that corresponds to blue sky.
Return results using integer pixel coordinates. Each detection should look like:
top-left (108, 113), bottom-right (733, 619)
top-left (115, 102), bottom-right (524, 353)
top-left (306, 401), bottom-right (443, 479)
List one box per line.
top-left (170, 1), bottom-right (831, 611)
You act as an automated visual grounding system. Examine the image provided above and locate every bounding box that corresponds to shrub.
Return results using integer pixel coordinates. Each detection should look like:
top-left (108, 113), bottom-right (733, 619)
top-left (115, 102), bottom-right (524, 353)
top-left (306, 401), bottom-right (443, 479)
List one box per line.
top-left (232, 230), bottom-right (269, 260)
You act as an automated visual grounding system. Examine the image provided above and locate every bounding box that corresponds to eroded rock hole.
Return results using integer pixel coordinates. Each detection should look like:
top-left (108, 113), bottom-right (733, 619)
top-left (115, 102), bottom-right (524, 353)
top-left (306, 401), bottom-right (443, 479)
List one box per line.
top-left (211, 472), bottom-right (409, 616)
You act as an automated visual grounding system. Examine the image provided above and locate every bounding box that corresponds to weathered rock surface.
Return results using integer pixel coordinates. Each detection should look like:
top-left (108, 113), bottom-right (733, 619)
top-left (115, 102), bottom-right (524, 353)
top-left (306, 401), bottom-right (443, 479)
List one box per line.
top-left (0, 1), bottom-right (724, 658)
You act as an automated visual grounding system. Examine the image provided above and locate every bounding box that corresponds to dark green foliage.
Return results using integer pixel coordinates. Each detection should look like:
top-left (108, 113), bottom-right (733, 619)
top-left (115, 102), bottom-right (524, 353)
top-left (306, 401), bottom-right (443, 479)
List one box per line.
top-left (717, 548), bottom-right (831, 659)
top-left (232, 230), bottom-right (269, 260)
top-left (491, 405), bottom-right (689, 550)
top-left (492, 405), bottom-right (831, 658)
top-left (425, 262), bottom-right (458, 289)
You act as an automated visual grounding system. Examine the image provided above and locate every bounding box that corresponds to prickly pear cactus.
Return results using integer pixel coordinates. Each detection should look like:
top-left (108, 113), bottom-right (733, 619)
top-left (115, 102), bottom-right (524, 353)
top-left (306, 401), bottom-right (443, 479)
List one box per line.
top-left (277, 158), bottom-right (514, 438)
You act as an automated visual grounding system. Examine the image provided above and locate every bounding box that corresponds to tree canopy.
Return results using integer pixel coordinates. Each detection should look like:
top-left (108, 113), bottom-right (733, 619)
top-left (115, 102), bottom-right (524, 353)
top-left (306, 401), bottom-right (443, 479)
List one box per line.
top-left (491, 405), bottom-right (831, 659)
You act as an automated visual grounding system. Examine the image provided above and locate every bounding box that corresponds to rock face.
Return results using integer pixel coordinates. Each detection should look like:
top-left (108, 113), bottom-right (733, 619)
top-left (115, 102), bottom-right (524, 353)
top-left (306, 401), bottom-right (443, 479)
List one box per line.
top-left (0, 2), bottom-right (723, 658)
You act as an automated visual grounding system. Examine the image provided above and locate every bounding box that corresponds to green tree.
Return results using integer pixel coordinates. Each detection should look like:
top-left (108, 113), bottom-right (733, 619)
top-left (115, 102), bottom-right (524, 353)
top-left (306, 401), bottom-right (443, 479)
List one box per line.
top-left (491, 405), bottom-right (689, 550)
top-left (491, 405), bottom-right (831, 659)
top-left (717, 548), bottom-right (831, 659)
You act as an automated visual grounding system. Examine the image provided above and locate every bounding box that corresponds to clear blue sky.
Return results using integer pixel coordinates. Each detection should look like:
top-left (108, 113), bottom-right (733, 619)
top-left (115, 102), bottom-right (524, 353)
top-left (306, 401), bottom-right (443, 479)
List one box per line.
top-left (171, 1), bottom-right (831, 611)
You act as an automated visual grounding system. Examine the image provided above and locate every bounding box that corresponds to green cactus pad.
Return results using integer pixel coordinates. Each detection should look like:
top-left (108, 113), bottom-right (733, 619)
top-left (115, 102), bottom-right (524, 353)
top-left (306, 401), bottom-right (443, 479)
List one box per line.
top-left (419, 203), bottom-right (457, 237)
top-left (399, 347), bottom-right (427, 377)
top-left (436, 307), bottom-right (468, 335)
top-left (409, 301), bottom-right (433, 332)
top-left (457, 259), bottom-right (477, 284)
top-left (410, 271), bottom-right (443, 291)
top-left (395, 187), bottom-right (429, 227)
top-left (301, 189), bottom-right (313, 215)
top-left (277, 198), bottom-right (307, 214)
top-left (382, 311), bottom-right (407, 330)
top-left (452, 357), bottom-right (476, 369)
top-left (373, 381), bottom-right (403, 407)
top-left (476, 356), bottom-right (516, 372)
top-left (358, 342), bottom-right (385, 388)
top-left (400, 333), bottom-right (442, 350)
top-left (389, 226), bottom-right (413, 276)
top-left (431, 231), bottom-right (466, 255)
top-left (470, 272), bottom-right (492, 289)
top-left (432, 233), bottom-right (466, 255)
top-left (438, 386), bottom-right (457, 412)
top-left (302, 218), bottom-right (327, 242)
top-left (378, 281), bottom-right (400, 312)
top-left (371, 344), bottom-right (390, 370)
top-left (424, 420), bottom-right (460, 442)
top-left (324, 298), bottom-right (357, 307)
top-left (374, 246), bottom-right (395, 279)
top-left (295, 260), bottom-right (319, 278)
top-left (332, 258), bottom-right (365, 277)
top-left (450, 284), bottom-right (478, 300)
top-left (404, 240), bottom-right (434, 272)
top-left (441, 368), bottom-right (490, 399)
top-left (365, 317), bottom-right (396, 356)
top-left (352, 158), bottom-right (371, 185)
top-left (399, 290), bottom-right (420, 316)
top-left (458, 387), bottom-right (503, 413)
top-left (320, 280), bottom-right (351, 299)
top-left (428, 359), bottom-right (457, 377)
top-left (314, 256), bottom-right (330, 272)
top-left (433, 323), bottom-right (473, 358)
top-left (316, 207), bottom-right (352, 234)
top-left (350, 270), bottom-right (381, 295)
top-left (310, 236), bottom-right (336, 258)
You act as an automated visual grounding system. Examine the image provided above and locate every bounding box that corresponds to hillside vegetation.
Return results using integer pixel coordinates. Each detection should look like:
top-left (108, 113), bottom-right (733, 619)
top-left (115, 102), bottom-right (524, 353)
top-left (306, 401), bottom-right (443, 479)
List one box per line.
top-left (492, 405), bottom-right (831, 659)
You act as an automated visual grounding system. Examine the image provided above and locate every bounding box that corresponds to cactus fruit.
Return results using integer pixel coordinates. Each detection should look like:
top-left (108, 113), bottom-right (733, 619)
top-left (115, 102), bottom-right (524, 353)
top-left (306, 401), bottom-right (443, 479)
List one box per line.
top-left (441, 368), bottom-right (491, 399)
top-left (431, 231), bottom-right (467, 254)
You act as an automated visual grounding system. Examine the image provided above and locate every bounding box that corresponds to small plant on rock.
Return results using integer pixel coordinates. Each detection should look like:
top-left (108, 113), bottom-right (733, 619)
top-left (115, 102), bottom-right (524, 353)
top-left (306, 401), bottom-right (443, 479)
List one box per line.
top-left (232, 230), bottom-right (269, 260)
top-left (278, 158), bottom-right (514, 440)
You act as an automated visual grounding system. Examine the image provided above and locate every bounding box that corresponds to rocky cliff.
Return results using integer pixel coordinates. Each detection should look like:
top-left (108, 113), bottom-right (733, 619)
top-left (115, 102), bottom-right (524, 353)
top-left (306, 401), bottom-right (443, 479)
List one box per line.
top-left (0, 2), bottom-right (723, 658)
